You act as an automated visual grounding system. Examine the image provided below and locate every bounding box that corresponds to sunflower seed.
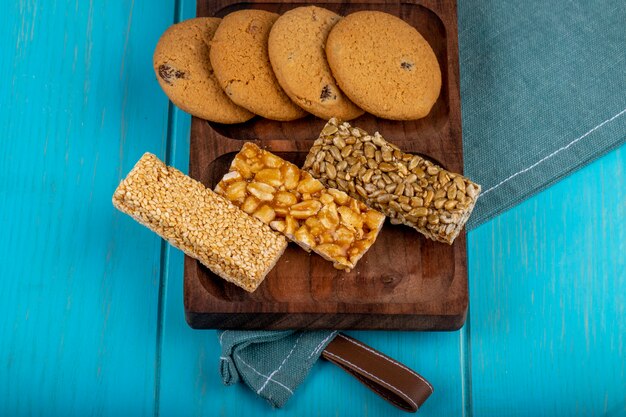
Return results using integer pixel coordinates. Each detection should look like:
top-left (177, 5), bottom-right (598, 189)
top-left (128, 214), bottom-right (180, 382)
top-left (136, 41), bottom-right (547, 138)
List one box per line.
top-left (454, 176), bottom-right (466, 192)
top-left (362, 169), bottom-right (374, 183)
top-left (379, 162), bottom-right (396, 172)
top-left (332, 136), bottom-right (346, 149)
top-left (389, 201), bottom-right (402, 212)
top-left (348, 162), bottom-right (361, 177)
top-left (341, 145), bottom-right (353, 158)
top-left (372, 134), bottom-right (386, 147)
top-left (427, 214), bottom-right (439, 224)
top-left (438, 171), bottom-right (450, 186)
top-left (434, 198), bottom-right (446, 209)
top-left (424, 190), bottom-right (434, 206)
top-left (329, 146), bottom-right (342, 161)
top-left (325, 164), bottom-right (337, 180)
top-left (304, 118), bottom-right (482, 245)
top-left (411, 207), bottom-right (428, 217)
top-left (427, 166), bottom-right (439, 176)
top-left (322, 124), bottom-right (338, 135)
top-left (356, 185), bottom-right (368, 199)
top-left (444, 200), bottom-right (457, 210)
top-left (413, 167), bottom-right (426, 178)
top-left (447, 185), bottom-right (457, 200)
top-left (385, 183), bottom-right (397, 193)
top-left (434, 189), bottom-right (446, 200)
top-left (376, 194), bottom-right (393, 203)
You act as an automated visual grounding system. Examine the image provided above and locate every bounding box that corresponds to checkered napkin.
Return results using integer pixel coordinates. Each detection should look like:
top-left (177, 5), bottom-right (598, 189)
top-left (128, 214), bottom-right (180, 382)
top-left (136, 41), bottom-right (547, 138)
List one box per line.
top-left (219, 330), bottom-right (337, 408)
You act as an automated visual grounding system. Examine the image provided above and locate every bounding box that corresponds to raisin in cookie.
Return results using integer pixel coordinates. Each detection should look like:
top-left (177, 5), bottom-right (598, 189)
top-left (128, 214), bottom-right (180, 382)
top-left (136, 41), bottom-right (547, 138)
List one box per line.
top-left (268, 6), bottom-right (363, 121)
top-left (326, 11), bottom-right (441, 120)
top-left (153, 17), bottom-right (254, 124)
top-left (210, 10), bottom-right (307, 121)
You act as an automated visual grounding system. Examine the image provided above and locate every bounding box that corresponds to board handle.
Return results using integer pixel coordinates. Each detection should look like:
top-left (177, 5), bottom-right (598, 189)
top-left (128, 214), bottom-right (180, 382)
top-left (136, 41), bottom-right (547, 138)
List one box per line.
top-left (322, 333), bottom-right (433, 413)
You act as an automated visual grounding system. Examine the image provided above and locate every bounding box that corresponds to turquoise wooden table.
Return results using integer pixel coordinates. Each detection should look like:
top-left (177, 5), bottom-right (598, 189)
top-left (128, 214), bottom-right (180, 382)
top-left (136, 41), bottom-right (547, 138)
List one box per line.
top-left (1, 1), bottom-right (625, 416)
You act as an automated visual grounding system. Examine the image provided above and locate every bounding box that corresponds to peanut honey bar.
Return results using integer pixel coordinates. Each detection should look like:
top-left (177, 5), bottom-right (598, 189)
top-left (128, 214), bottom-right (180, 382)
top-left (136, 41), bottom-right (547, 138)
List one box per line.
top-left (112, 153), bottom-right (287, 292)
top-left (215, 143), bottom-right (385, 271)
top-left (303, 118), bottom-right (481, 244)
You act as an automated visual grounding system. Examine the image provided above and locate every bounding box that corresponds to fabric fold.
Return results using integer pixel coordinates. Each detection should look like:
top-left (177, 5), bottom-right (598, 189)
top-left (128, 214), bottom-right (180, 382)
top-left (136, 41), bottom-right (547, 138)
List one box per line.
top-left (459, 0), bottom-right (626, 228)
top-left (218, 330), bottom-right (337, 408)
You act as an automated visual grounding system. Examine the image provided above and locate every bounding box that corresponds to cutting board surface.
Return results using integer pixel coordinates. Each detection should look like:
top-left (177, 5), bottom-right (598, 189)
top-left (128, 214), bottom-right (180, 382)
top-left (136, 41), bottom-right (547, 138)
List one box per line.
top-left (184, 0), bottom-right (467, 330)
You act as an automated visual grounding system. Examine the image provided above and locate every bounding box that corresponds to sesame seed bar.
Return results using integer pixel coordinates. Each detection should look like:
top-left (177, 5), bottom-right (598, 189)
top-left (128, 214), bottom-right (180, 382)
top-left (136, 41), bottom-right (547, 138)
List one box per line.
top-left (303, 118), bottom-right (481, 244)
top-left (215, 143), bottom-right (386, 271)
top-left (112, 153), bottom-right (287, 292)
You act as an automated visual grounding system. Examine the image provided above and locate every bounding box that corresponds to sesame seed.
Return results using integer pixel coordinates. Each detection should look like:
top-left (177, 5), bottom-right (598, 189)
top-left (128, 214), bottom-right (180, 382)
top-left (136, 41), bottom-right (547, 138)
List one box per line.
top-left (112, 153), bottom-right (287, 292)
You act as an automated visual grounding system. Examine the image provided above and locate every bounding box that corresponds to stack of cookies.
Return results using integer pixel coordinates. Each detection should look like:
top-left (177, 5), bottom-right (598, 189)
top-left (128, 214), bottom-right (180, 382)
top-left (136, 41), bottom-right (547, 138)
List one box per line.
top-left (153, 7), bottom-right (442, 123)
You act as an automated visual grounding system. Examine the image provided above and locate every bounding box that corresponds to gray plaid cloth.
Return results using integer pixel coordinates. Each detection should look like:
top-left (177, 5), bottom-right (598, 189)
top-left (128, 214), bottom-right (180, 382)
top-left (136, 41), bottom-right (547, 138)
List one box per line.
top-left (460, 0), bottom-right (626, 228)
top-left (219, 330), bottom-right (337, 408)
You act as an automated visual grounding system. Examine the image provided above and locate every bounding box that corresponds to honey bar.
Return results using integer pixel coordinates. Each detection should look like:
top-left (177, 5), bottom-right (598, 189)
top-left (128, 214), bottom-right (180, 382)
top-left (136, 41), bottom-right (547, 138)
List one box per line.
top-left (215, 143), bottom-right (385, 271)
top-left (303, 118), bottom-right (481, 244)
top-left (112, 153), bottom-right (287, 292)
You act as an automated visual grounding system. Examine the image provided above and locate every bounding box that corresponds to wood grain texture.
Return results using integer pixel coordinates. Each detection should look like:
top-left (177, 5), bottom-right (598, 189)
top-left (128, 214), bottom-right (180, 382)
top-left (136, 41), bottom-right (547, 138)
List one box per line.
top-left (157, 3), bottom-right (468, 407)
top-left (0, 0), bottom-right (178, 415)
top-left (184, 0), bottom-right (467, 330)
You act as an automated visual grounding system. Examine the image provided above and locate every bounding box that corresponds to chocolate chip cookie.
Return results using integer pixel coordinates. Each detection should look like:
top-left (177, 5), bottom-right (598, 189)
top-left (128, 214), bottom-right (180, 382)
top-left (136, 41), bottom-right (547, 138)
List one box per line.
top-left (210, 10), bottom-right (307, 121)
top-left (268, 6), bottom-right (363, 120)
top-left (326, 11), bottom-right (441, 120)
top-left (153, 17), bottom-right (254, 124)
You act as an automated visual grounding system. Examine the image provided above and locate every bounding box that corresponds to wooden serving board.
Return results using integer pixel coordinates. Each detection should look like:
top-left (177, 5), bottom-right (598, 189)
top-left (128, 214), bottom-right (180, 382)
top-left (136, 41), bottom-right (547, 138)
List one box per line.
top-left (184, 0), bottom-right (466, 330)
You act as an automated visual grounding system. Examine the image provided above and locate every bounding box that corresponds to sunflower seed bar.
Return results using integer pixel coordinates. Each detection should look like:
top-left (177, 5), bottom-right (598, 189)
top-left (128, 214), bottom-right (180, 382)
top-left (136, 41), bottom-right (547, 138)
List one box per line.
top-left (215, 143), bottom-right (385, 271)
top-left (303, 118), bottom-right (481, 244)
top-left (112, 153), bottom-right (287, 292)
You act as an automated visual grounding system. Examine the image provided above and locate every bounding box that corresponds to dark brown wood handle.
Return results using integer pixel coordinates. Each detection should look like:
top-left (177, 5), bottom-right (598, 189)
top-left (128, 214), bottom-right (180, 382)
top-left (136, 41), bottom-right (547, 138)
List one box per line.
top-left (322, 333), bottom-right (434, 413)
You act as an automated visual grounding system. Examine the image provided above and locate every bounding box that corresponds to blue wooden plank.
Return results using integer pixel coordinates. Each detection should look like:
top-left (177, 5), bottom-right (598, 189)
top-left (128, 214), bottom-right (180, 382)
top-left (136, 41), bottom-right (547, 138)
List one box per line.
top-left (467, 144), bottom-right (626, 416)
top-left (3, 0), bottom-right (624, 415)
top-left (0, 1), bottom-right (177, 415)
